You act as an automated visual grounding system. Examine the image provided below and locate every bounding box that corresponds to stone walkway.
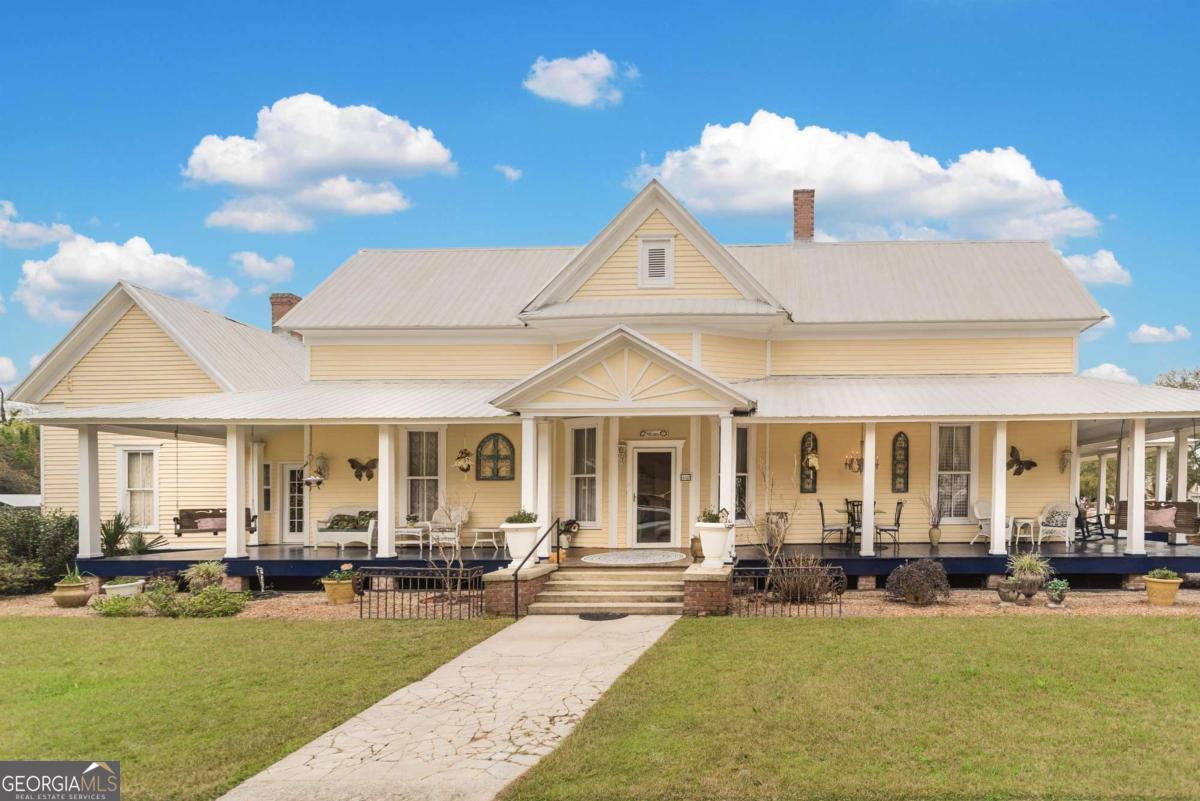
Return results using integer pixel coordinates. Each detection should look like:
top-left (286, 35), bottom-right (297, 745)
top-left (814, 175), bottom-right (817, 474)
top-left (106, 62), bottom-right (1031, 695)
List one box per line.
top-left (220, 615), bottom-right (677, 801)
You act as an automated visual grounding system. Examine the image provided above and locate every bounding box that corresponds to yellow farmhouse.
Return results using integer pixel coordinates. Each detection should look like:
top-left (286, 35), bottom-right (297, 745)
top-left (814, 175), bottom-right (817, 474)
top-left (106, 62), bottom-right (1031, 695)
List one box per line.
top-left (16, 182), bottom-right (1200, 609)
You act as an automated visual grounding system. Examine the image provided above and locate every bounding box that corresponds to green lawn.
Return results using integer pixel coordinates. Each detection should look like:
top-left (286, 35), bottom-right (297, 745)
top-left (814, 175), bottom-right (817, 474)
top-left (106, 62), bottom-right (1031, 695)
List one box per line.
top-left (0, 617), bottom-right (507, 801)
top-left (504, 617), bottom-right (1200, 801)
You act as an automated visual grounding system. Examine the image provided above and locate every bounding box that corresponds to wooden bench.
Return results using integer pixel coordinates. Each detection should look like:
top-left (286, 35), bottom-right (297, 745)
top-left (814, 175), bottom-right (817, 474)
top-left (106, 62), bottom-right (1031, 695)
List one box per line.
top-left (1116, 501), bottom-right (1200, 545)
top-left (173, 508), bottom-right (257, 537)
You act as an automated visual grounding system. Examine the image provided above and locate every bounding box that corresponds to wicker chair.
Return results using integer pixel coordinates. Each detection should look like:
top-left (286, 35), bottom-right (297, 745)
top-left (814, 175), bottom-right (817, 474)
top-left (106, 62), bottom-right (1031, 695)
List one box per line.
top-left (1037, 501), bottom-right (1076, 548)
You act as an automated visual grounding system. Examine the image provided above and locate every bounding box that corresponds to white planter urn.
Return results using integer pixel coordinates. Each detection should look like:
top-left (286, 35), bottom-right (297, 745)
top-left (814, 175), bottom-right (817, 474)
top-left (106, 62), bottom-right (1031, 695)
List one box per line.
top-left (502, 522), bottom-right (542, 569)
top-left (696, 521), bottom-right (732, 569)
top-left (103, 579), bottom-right (145, 597)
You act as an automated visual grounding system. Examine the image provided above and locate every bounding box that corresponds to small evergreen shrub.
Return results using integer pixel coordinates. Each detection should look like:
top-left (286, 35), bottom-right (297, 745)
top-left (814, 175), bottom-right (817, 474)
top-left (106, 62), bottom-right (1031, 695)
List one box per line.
top-left (0, 549), bottom-right (44, 595)
top-left (182, 561), bottom-right (227, 594)
top-left (182, 585), bottom-right (248, 618)
top-left (92, 594), bottom-right (146, 617)
top-left (885, 559), bottom-right (951, 606)
top-left (0, 508), bottom-right (79, 592)
top-left (504, 510), bottom-right (537, 524)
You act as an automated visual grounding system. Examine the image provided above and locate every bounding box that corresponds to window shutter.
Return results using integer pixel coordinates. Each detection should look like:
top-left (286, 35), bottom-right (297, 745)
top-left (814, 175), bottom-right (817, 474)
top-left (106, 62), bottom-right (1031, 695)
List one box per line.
top-left (645, 246), bottom-right (667, 280)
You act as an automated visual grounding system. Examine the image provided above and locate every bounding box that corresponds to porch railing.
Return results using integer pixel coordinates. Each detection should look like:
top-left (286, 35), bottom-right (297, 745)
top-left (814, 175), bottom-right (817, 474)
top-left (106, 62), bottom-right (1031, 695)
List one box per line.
top-left (513, 518), bottom-right (562, 619)
top-left (731, 563), bottom-right (846, 618)
top-left (356, 566), bottom-right (484, 619)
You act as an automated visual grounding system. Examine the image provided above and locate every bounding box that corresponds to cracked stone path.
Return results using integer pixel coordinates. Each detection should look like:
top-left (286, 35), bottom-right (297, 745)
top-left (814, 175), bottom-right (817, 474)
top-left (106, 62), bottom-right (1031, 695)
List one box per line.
top-left (219, 614), bottom-right (677, 801)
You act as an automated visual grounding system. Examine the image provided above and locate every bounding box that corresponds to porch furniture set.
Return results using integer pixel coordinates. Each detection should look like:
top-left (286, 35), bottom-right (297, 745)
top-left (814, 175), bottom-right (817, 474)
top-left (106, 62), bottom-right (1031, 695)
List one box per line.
top-left (819, 499), bottom-right (904, 554)
top-left (313, 504), bottom-right (507, 554)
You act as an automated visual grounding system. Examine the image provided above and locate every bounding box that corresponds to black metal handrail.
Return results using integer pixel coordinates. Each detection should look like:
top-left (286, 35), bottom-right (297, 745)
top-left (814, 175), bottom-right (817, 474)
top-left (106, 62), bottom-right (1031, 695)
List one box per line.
top-left (512, 517), bottom-right (561, 619)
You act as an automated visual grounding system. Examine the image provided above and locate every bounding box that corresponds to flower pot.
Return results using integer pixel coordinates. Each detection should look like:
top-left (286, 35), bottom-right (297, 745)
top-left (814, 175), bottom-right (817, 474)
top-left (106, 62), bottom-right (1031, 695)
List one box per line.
top-left (51, 581), bottom-right (93, 608)
top-left (697, 521), bottom-right (731, 569)
top-left (103, 579), bottom-right (145, 597)
top-left (1145, 576), bottom-right (1183, 607)
top-left (502, 522), bottom-right (541, 568)
top-left (928, 526), bottom-right (942, 547)
top-left (321, 578), bottom-right (356, 605)
top-left (1016, 574), bottom-right (1043, 605)
top-left (1046, 592), bottom-right (1068, 609)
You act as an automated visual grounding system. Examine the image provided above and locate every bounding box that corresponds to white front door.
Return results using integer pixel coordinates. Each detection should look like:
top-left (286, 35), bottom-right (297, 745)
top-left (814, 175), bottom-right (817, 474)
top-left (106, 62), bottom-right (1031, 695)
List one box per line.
top-left (629, 445), bottom-right (679, 547)
top-left (281, 463), bottom-right (306, 544)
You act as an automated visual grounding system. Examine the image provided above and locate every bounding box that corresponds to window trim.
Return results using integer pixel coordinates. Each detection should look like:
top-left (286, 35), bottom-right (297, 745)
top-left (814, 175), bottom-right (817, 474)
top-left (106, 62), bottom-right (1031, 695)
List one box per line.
top-left (928, 423), bottom-right (979, 524)
top-left (402, 426), bottom-right (446, 523)
top-left (637, 234), bottom-right (675, 288)
top-left (261, 462), bottom-right (273, 514)
top-left (565, 418), bottom-right (603, 528)
top-left (116, 445), bottom-right (160, 533)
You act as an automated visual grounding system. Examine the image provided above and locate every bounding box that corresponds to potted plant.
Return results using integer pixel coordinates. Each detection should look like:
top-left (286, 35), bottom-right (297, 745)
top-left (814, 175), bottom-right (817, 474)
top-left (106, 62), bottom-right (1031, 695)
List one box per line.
top-left (696, 508), bottom-right (731, 569)
top-left (320, 563), bottom-right (357, 604)
top-left (502, 510), bottom-right (540, 568)
top-left (996, 576), bottom-right (1021, 605)
top-left (1145, 567), bottom-right (1183, 606)
top-left (1008, 552), bottom-right (1053, 605)
top-left (51, 564), bottom-right (94, 608)
top-left (558, 519), bottom-right (580, 552)
top-left (102, 576), bottom-right (146, 597)
top-left (922, 495), bottom-right (943, 547)
top-left (1045, 578), bottom-right (1070, 608)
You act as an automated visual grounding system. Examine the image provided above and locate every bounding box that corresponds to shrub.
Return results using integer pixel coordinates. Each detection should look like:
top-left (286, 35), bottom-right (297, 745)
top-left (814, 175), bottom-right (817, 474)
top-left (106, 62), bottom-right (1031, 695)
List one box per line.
top-left (885, 559), bottom-right (951, 605)
top-left (1008, 552), bottom-right (1054, 580)
top-left (0, 508), bottom-right (79, 591)
top-left (182, 585), bottom-right (247, 618)
top-left (0, 549), bottom-right (45, 595)
top-left (92, 594), bottom-right (146, 617)
top-left (182, 561), bottom-right (226, 594)
top-left (770, 552), bottom-right (841, 603)
top-left (1147, 567), bottom-right (1181, 581)
top-left (504, 510), bottom-right (537, 524)
top-left (124, 529), bottom-right (167, 555)
top-left (100, 513), bottom-right (131, 557)
top-left (143, 577), bottom-right (185, 618)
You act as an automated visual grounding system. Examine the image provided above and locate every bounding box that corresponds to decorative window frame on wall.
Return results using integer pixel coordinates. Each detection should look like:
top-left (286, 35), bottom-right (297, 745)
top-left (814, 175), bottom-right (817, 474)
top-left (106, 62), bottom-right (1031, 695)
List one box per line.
top-left (799, 431), bottom-right (818, 493)
top-left (891, 432), bottom-right (909, 493)
top-left (475, 432), bottom-right (515, 481)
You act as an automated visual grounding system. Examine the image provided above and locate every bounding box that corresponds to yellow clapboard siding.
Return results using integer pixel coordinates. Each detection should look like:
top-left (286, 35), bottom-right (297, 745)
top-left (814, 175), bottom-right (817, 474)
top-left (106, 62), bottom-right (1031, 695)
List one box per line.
top-left (645, 332), bottom-right (694, 360)
top-left (310, 344), bottom-right (553, 380)
top-left (701, 334), bottom-right (767, 380)
top-left (445, 423), bottom-right (523, 531)
top-left (571, 210), bottom-right (743, 299)
top-left (770, 337), bottom-right (1075, 375)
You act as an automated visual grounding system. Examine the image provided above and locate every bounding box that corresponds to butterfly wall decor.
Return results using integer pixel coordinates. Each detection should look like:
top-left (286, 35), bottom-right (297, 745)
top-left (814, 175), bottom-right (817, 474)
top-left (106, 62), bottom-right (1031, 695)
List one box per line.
top-left (348, 458), bottom-right (378, 481)
top-left (1007, 446), bottom-right (1037, 476)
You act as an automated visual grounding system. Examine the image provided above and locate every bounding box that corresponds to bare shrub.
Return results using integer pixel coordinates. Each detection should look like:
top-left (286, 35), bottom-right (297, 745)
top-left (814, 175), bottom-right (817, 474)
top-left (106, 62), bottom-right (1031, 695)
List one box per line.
top-left (885, 559), bottom-right (951, 605)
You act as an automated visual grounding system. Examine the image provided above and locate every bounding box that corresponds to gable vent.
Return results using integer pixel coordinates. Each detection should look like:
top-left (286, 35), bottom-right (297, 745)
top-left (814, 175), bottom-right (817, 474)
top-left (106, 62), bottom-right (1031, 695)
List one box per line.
top-left (646, 246), bottom-right (667, 279)
top-left (638, 235), bottom-right (675, 287)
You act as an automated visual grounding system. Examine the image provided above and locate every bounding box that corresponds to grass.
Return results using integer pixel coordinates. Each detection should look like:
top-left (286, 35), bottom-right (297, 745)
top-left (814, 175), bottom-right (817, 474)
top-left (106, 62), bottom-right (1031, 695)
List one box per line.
top-left (0, 617), bottom-right (507, 801)
top-left (504, 617), bottom-right (1200, 801)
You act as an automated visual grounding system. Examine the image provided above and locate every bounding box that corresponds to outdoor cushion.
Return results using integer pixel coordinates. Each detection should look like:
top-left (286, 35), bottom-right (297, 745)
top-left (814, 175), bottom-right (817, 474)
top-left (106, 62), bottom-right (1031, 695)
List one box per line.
top-left (355, 510), bottom-right (378, 528)
top-left (1146, 506), bottom-right (1178, 529)
top-left (196, 517), bottom-right (223, 531)
top-left (1043, 508), bottom-right (1072, 528)
top-left (325, 514), bottom-right (361, 530)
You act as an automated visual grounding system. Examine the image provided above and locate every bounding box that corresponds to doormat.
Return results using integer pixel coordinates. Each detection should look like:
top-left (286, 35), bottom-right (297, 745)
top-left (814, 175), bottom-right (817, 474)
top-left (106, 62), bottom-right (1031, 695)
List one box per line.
top-left (580, 550), bottom-right (688, 566)
top-left (579, 612), bottom-right (628, 621)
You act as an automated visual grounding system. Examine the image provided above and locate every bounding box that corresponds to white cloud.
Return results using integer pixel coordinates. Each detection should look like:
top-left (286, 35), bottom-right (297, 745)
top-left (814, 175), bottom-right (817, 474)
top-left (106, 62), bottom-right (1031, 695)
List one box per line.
top-left (0, 292), bottom-right (5, 314)
top-left (1061, 249), bottom-right (1131, 285)
top-left (185, 93), bottom-right (453, 231)
top-left (633, 110), bottom-right (1101, 242)
top-left (14, 235), bottom-right (238, 323)
top-left (29, 353), bottom-right (44, 369)
top-left (1082, 363), bottom-right (1138, 384)
top-left (0, 200), bottom-right (74, 249)
top-left (523, 51), bottom-right (634, 108)
top-left (1129, 323), bottom-right (1191, 344)
top-left (232, 251), bottom-right (294, 296)
top-left (1081, 309), bottom-right (1115, 342)
top-left (0, 356), bottom-right (16, 383)
top-left (494, 164), bottom-right (523, 182)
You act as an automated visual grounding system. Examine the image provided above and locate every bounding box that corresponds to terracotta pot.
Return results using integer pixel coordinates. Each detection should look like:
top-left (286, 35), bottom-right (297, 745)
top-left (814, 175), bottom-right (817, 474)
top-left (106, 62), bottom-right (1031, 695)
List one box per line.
top-left (928, 526), bottom-right (942, 546)
top-left (697, 521), bottom-right (731, 569)
top-left (321, 578), bottom-right (356, 605)
top-left (1145, 577), bottom-right (1183, 607)
top-left (52, 581), bottom-right (93, 608)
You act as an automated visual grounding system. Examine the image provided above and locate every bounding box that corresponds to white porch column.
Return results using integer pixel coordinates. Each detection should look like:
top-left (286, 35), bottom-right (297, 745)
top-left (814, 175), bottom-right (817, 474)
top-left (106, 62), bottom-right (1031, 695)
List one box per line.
top-left (990, 421), bottom-right (1008, 555)
top-left (77, 425), bottom-right (101, 558)
top-left (718, 414), bottom-right (736, 561)
top-left (1069, 421), bottom-right (1081, 503)
top-left (859, 422), bottom-right (877, 556)
top-left (1098, 454), bottom-right (1109, 508)
top-left (1118, 439), bottom-right (1130, 503)
top-left (249, 441), bottom-right (264, 546)
top-left (520, 417), bottom-right (537, 515)
top-left (1175, 430), bottom-right (1190, 502)
top-left (536, 420), bottom-right (553, 557)
top-left (1128, 419), bottom-right (1146, 554)
top-left (376, 424), bottom-right (396, 558)
top-left (1156, 446), bottom-right (1169, 501)
top-left (225, 424), bottom-right (248, 559)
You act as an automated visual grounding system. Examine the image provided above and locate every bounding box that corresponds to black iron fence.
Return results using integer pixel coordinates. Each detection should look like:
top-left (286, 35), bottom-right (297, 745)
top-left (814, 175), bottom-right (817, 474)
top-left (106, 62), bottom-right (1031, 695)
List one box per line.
top-left (731, 563), bottom-right (846, 617)
top-left (356, 566), bottom-right (484, 620)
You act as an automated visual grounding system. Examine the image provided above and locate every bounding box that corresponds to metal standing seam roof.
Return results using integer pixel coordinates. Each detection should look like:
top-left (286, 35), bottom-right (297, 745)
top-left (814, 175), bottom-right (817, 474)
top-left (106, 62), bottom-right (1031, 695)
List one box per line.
top-left (29, 381), bottom-right (516, 424)
top-left (126, 283), bottom-right (307, 391)
top-left (520, 298), bottom-right (783, 319)
top-left (735, 374), bottom-right (1200, 419)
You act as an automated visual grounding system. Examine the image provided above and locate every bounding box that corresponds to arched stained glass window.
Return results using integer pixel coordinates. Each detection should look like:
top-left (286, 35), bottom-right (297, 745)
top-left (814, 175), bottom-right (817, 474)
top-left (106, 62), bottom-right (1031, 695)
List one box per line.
top-left (476, 433), bottom-right (515, 481)
top-left (800, 432), bottom-right (818, 493)
top-left (892, 432), bottom-right (910, 493)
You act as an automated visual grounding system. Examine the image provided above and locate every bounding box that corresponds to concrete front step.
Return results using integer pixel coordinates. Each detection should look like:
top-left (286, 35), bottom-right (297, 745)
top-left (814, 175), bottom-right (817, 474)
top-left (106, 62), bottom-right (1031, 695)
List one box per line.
top-left (528, 601), bottom-right (684, 615)
top-left (549, 568), bottom-right (688, 581)
top-left (543, 579), bottom-right (684, 593)
top-left (537, 590), bottom-right (684, 603)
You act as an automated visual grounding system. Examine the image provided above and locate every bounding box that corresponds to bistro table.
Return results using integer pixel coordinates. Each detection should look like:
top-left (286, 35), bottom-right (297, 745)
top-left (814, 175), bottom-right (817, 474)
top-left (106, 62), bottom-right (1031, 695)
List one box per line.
top-left (835, 506), bottom-right (886, 552)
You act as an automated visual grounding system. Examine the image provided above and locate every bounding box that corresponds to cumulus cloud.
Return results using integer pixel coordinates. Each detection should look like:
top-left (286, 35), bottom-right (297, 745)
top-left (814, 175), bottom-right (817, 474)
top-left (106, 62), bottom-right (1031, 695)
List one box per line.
top-left (1082, 363), bottom-right (1138, 384)
top-left (1081, 309), bottom-right (1115, 342)
top-left (0, 356), bottom-right (16, 384)
top-left (29, 353), bottom-right (44, 369)
top-left (185, 93), bottom-right (453, 231)
top-left (494, 164), bottom-right (523, 182)
top-left (0, 200), bottom-right (74, 249)
top-left (523, 51), bottom-right (635, 107)
top-left (1129, 323), bottom-right (1191, 344)
top-left (232, 251), bottom-right (294, 295)
top-left (632, 110), bottom-right (1102, 243)
top-left (14, 235), bottom-right (237, 323)
top-left (1061, 249), bottom-right (1131, 285)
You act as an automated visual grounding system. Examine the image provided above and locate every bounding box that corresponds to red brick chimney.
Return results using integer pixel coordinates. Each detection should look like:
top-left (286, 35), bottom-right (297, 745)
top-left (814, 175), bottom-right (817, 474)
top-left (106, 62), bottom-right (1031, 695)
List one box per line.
top-left (269, 292), bottom-right (302, 333)
top-left (792, 189), bottom-right (815, 242)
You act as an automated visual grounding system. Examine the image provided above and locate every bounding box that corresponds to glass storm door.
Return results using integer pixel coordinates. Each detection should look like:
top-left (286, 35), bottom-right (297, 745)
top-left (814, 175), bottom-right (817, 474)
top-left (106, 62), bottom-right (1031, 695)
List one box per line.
top-left (634, 449), bottom-right (674, 545)
top-left (283, 464), bottom-right (305, 543)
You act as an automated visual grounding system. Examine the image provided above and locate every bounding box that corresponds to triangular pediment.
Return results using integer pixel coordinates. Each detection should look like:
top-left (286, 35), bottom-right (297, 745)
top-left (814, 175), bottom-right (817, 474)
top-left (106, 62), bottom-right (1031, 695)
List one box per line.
top-left (523, 181), bottom-right (782, 313)
top-left (491, 326), bottom-right (754, 415)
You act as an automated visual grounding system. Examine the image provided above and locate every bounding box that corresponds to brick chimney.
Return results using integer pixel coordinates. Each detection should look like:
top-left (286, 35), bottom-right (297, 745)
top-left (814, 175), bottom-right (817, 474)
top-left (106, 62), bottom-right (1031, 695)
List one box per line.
top-left (269, 292), bottom-right (302, 333)
top-left (792, 189), bottom-right (815, 242)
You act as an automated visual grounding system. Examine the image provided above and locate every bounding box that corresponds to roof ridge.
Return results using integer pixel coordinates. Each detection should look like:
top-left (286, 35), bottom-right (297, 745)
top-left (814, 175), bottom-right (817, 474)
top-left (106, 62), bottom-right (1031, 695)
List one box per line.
top-left (358, 245), bottom-right (582, 253)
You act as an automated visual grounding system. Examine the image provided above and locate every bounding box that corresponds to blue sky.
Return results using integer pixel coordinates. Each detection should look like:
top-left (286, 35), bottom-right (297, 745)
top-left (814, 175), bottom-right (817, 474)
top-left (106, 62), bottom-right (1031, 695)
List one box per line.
top-left (2, 0), bottom-right (1197, 388)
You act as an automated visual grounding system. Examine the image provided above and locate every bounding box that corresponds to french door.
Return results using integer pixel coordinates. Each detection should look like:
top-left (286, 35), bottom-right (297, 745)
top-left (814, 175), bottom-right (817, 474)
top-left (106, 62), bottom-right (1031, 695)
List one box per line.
top-left (281, 463), bottom-right (306, 544)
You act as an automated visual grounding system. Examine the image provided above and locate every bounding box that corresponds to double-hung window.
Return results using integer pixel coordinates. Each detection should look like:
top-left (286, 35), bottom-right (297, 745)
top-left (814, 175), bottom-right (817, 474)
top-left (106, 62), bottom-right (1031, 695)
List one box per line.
top-left (570, 425), bottom-right (599, 526)
top-left (119, 448), bottom-right (158, 532)
top-left (735, 427), bottom-right (750, 522)
top-left (261, 463), bottom-right (273, 513)
top-left (935, 425), bottom-right (973, 521)
top-left (408, 430), bottom-right (440, 522)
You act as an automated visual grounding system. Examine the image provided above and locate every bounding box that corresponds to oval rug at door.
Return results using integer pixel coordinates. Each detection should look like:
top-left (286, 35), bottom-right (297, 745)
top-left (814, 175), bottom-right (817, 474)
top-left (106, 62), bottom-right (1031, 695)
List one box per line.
top-left (580, 550), bottom-right (689, 566)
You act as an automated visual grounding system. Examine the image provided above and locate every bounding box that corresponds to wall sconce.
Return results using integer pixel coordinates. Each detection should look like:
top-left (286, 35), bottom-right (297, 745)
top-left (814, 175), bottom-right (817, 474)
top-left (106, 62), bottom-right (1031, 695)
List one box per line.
top-left (617, 441), bottom-right (627, 465)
